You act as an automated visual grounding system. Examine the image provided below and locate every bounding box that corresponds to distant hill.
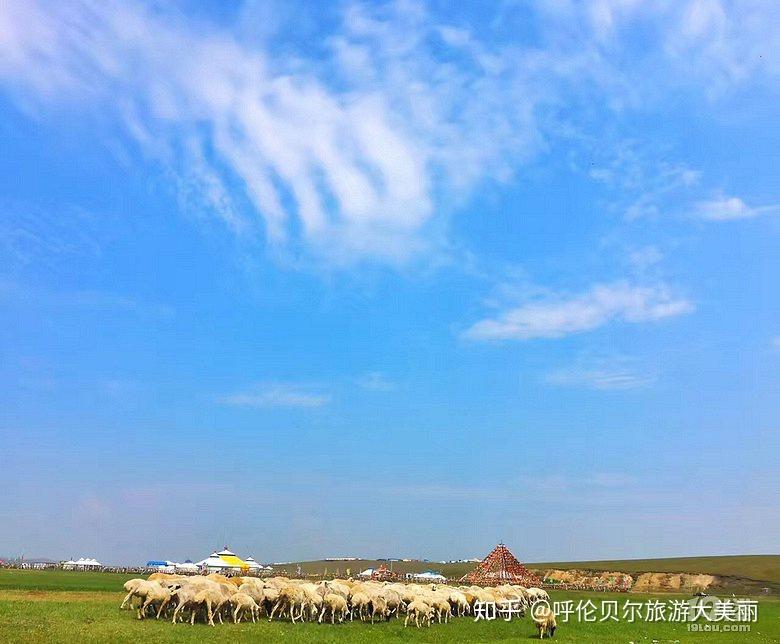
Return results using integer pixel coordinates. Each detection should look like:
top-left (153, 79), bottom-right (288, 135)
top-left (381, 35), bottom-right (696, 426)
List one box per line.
top-left (527, 555), bottom-right (779, 584)
top-left (278, 554), bottom-right (779, 585)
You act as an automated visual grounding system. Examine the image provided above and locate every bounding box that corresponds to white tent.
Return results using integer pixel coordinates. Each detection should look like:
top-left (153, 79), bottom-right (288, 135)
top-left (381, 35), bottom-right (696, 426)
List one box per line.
top-left (358, 568), bottom-right (375, 577)
top-left (68, 557), bottom-right (102, 569)
top-left (413, 571), bottom-right (446, 581)
top-left (196, 549), bottom-right (248, 573)
top-left (243, 557), bottom-right (262, 571)
top-left (175, 561), bottom-right (199, 574)
top-left (195, 552), bottom-right (233, 571)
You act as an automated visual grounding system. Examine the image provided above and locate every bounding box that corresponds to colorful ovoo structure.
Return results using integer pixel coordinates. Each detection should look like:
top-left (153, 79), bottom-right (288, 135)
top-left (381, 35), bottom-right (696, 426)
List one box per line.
top-left (461, 543), bottom-right (541, 586)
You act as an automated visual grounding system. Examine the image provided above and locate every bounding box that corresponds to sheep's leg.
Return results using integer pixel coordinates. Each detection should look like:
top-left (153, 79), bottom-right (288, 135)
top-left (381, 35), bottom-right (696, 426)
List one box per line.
top-left (318, 605), bottom-right (326, 623)
top-left (207, 601), bottom-right (215, 627)
top-left (138, 597), bottom-right (152, 620)
top-left (216, 602), bottom-right (224, 625)
top-left (155, 598), bottom-right (168, 620)
top-left (404, 612), bottom-right (410, 628)
top-left (120, 592), bottom-right (133, 609)
top-left (269, 600), bottom-right (281, 622)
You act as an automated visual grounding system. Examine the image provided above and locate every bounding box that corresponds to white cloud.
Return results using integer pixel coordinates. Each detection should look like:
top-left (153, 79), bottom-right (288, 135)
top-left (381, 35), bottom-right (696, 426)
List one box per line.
top-left (627, 245), bottom-right (664, 270)
top-left (356, 372), bottom-right (397, 392)
top-left (545, 356), bottom-right (656, 390)
top-left (540, 0), bottom-right (780, 93)
top-left (772, 337), bottom-right (780, 351)
top-left (0, 0), bottom-right (548, 267)
top-left (221, 383), bottom-right (331, 409)
top-left (1, 1), bottom-right (777, 268)
top-left (695, 196), bottom-right (780, 221)
top-left (584, 139), bottom-right (702, 221)
top-left (464, 281), bottom-right (693, 341)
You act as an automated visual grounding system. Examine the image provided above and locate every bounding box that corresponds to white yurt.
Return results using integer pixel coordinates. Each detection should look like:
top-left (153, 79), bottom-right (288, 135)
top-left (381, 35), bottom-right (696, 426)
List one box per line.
top-left (175, 560), bottom-right (199, 574)
top-left (243, 557), bottom-right (263, 572)
top-left (73, 557), bottom-right (102, 570)
top-left (195, 548), bottom-right (247, 573)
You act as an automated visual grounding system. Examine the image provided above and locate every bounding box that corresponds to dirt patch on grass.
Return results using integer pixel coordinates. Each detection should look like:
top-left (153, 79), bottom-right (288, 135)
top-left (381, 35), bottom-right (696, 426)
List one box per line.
top-left (632, 572), bottom-right (717, 592)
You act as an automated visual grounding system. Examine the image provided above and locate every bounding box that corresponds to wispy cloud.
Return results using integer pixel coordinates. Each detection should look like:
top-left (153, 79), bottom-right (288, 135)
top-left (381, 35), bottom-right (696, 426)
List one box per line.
top-left (356, 371), bottom-right (396, 392)
top-left (0, 280), bottom-right (174, 319)
top-left (0, 203), bottom-right (107, 272)
top-left (545, 356), bottom-right (656, 390)
top-left (772, 337), bottom-right (780, 351)
top-left (627, 246), bottom-right (664, 270)
top-left (695, 196), bottom-right (780, 221)
top-left (463, 281), bottom-right (693, 341)
top-left (0, 1), bottom-right (547, 267)
top-left (1, 1), bottom-right (777, 268)
top-left (221, 383), bottom-right (331, 409)
top-left (583, 138), bottom-right (701, 221)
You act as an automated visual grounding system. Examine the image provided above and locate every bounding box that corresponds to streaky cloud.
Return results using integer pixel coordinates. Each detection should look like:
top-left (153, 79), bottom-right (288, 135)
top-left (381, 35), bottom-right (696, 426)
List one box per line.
top-left (464, 281), bottom-right (693, 341)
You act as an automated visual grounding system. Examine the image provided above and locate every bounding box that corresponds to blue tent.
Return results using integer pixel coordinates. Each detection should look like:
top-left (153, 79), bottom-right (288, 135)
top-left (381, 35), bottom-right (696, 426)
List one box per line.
top-left (146, 560), bottom-right (168, 567)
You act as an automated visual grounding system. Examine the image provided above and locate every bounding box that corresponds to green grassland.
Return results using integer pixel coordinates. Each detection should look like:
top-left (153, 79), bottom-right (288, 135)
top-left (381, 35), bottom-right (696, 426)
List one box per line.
top-left (0, 569), bottom-right (778, 643)
top-left (0, 570), bottom-right (136, 593)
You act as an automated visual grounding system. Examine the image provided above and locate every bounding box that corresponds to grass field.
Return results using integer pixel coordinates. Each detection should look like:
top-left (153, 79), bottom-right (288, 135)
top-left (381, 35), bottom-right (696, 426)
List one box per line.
top-left (0, 570), bottom-right (777, 643)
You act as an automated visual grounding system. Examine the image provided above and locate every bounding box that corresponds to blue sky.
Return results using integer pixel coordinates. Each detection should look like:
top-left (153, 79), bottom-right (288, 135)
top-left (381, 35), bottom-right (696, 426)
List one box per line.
top-left (0, 0), bottom-right (778, 565)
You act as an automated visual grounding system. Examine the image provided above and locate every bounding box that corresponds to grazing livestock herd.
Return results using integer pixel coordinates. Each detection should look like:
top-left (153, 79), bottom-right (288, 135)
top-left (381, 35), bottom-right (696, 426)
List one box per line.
top-left (120, 572), bottom-right (556, 636)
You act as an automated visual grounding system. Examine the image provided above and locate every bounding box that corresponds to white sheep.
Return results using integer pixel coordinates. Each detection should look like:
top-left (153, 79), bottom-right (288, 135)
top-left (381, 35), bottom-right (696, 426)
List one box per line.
top-left (404, 599), bottom-right (433, 628)
top-left (318, 593), bottom-right (349, 624)
top-left (230, 592), bottom-right (259, 623)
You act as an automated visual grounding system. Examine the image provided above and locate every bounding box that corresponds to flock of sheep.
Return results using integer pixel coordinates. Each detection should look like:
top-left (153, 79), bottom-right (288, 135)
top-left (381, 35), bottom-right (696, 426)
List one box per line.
top-left (121, 572), bottom-right (557, 635)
